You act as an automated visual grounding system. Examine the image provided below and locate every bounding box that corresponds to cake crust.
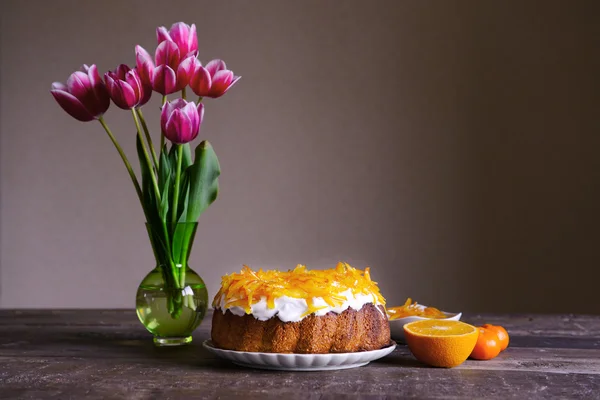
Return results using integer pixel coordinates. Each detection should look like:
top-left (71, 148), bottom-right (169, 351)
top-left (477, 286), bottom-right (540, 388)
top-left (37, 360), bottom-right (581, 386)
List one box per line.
top-left (211, 303), bottom-right (392, 353)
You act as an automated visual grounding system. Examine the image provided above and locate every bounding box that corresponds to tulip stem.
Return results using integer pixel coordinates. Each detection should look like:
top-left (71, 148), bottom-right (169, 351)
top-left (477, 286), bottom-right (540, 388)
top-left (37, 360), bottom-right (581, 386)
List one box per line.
top-left (136, 108), bottom-right (159, 171)
top-left (171, 144), bottom-right (183, 226)
top-left (132, 109), bottom-right (161, 202)
top-left (182, 87), bottom-right (187, 100)
top-left (97, 117), bottom-right (144, 207)
top-left (160, 96), bottom-right (167, 150)
top-left (197, 96), bottom-right (203, 103)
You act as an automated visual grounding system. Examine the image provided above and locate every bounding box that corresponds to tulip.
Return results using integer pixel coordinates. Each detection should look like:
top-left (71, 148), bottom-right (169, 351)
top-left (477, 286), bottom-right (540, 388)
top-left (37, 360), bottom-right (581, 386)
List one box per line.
top-left (136, 43), bottom-right (196, 95)
top-left (156, 22), bottom-right (198, 59)
top-left (50, 64), bottom-right (110, 121)
top-left (160, 99), bottom-right (204, 144)
top-left (190, 59), bottom-right (240, 98)
top-left (104, 64), bottom-right (151, 109)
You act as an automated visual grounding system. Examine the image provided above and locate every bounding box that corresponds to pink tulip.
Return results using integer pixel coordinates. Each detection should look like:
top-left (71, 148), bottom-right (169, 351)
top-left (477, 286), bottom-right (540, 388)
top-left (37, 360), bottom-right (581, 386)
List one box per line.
top-left (50, 64), bottom-right (110, 122)
top-left (190, 59), bottom-right (240, 98)
top-left (136, 43), bottom-right (196, 95)
top-left (160, 99), bottom-right (204, 144)
top-left (156, 22), bottom-right (198, 59)
top-left (104, 64), bottom-right (151, 109)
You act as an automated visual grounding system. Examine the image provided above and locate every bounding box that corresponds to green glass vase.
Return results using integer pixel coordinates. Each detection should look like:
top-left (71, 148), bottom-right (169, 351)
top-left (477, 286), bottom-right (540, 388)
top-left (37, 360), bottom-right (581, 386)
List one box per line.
top-left (135, 222), bottom-right (208, 346)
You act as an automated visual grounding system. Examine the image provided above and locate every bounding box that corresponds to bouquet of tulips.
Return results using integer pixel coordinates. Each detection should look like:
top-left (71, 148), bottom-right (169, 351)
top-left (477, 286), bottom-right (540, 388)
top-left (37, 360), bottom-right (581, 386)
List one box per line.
top-left (51, 22), bottom-right (240, 318)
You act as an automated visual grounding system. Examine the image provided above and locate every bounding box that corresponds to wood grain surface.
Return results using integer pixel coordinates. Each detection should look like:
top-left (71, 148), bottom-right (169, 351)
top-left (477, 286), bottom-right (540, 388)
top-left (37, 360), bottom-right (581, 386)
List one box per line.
top-left (0, 310), bottom-right (599, 399)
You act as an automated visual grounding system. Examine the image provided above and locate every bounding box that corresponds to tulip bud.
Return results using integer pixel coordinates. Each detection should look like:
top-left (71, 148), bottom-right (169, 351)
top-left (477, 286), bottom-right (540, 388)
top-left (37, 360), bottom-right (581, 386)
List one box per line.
top-left (155, 40), bottom-right (180, 71)
top-left (190, 59), bottom-right (240, 98)
top-left (157, 22), bottom-right (198, 59)
top-left (50, 64), bottom-right (110, 122)
top-left (135, 45), bottom-right (154, 87)
top-left (160, 99), bottom-right (204, 144)
top-left (104, 64), bottom-right (151, 109)
top-left (176, 55), bottom-right (197, 91)
top-left (136, 44), bottom-right (194, 95)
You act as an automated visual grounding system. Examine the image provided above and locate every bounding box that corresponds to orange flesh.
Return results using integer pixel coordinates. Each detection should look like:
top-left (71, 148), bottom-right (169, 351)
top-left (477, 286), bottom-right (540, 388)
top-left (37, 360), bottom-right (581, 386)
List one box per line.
top-left (212, 262), bottom-right (386, 315)
top-left (387, 298), bottom-right (447, 320)
top-left (405, 319), bottom-right (476, 336)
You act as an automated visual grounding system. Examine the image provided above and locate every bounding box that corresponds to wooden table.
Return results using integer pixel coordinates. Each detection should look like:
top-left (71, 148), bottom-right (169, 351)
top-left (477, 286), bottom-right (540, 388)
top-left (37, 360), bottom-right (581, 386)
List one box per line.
top-left (0, 310), bottom-right (599, 399)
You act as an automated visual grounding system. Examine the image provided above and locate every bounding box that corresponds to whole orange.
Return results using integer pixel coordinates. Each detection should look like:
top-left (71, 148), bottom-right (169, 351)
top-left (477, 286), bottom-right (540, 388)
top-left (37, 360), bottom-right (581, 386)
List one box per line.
top-left (482, 324), bottom-right (509, 351)
top-left (469, 327), bottom-right (501, 360)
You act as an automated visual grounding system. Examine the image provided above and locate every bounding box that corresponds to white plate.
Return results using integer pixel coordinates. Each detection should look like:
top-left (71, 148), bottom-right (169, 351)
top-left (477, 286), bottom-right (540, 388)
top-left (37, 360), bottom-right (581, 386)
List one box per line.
top-left (388, 306), bottom-right (462, 342)
top-left (203, 340), bottom-right (396, 371)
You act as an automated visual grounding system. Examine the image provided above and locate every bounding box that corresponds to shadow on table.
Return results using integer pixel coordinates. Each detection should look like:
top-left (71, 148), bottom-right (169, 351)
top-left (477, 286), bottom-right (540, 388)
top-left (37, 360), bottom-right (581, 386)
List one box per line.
top-left (0, 325), bottom-right (243, 370)
top-left (373, 352), bottom-right (427, 368)
top-left (1, 327), bottom-right (429, 371)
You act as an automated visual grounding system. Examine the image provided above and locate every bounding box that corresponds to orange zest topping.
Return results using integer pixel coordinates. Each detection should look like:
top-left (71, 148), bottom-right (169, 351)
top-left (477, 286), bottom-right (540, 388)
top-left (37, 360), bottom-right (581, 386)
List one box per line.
top-left (212, 262), bottom-right (386, 314)
top-left (387, 298), bottom-right (447, 320)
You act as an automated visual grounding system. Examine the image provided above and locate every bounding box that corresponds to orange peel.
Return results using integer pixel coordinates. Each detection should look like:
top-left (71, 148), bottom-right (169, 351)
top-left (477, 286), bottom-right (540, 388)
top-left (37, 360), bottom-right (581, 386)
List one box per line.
top-left (213, 262), bottom-right (385, 314)
top-left (387, 298), bottom-right (447, 320)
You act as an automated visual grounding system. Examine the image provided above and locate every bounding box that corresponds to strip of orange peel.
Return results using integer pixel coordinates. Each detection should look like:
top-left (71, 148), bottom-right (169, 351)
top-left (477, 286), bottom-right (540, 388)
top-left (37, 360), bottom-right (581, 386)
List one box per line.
top-left (386, 298), bottom-right (447, 320)
top-left (214, 262), bottom-right (386, 314)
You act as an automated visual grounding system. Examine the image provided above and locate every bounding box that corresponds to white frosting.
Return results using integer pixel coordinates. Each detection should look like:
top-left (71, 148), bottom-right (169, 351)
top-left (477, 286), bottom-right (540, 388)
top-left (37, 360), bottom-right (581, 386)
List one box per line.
top-left (216, 289), bottom-right (382, 323)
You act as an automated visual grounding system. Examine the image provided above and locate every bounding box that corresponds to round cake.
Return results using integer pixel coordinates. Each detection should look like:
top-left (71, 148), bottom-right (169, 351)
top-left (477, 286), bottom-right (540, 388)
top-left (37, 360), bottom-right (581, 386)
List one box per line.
top-left (211, 262), bottom-right (391, 353)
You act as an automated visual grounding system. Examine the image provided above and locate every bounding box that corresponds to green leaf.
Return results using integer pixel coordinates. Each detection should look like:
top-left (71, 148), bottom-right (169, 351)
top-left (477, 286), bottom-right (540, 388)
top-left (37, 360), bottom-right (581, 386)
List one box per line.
top-left (186, 140), bottom-right (220, 222)
top-left (176, 169), bottom-right (190, 223)
top-left (168, 144), bottom-right (179, 170)
top-left (138, 135), bottom-right (169, 267)
top-left (181, 143), bottom-right (193, 170)
top-left (171, 219), bottom-right (197, 265)
top-left (171, 224), bottom-right (187, 264)
top-left (136, 134), bottom-right (156, 215)
top-left (159, 174), bottom-right (171, 222)
top-left (158, 145), bottom-right (171, 192)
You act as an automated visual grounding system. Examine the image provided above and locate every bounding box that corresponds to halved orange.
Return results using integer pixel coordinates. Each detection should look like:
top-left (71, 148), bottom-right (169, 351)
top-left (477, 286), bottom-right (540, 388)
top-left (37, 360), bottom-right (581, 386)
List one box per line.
top-left (404, 320), bottom-right (479, 368)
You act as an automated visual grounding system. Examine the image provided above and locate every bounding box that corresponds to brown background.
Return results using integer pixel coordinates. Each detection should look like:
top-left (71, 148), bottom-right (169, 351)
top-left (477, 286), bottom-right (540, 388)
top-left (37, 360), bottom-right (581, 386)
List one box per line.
top-left (1, 0), bottom-right (599, 313)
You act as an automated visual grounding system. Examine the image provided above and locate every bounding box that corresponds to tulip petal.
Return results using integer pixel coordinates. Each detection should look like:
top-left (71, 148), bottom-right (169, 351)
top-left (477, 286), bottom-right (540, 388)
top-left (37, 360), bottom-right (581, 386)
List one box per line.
top-left (160, 101), bottom-right (173, 132)
top-left (208, 70), bottom-right (234, 98)
top-left (155, 40), bottom-right (180, 70)
top-left (190, 66), bottom-right (211, 97)
top-left (138, 83), bottom-right (152, 106)
top-left (161, 98), bottom-right (185, 131)
top-left (51, 89), bottom-right (95, 122)
top-left (176, 56), bottom-right (196, 91)
top-left (169, 22), bottom-right (197, 57)
top-left (222, 75), bottom-right (241, 96)
top-left (126, 70), bottom-right (143, 102)
top-left (188, 24), bottom-right (198, 57)
top-left (87, 65), bottom-right (110, 116)
top-left (152, 65), bottom-right (177, 95)
top-left (169, 22), bottom-right (188, 53)
top-left (172, 98), bottom-right (189, 109)
top-left (107, 81), bottom-right (126, 109)
top-left (156, 26), bottom-right (171, 44)
top-left (51, 82), bottom-right (68, 91)
top-left (114, 81), bottom-right (138, 109)
top-left (115, 64), bottom-right (131, 80)
top-left (166, 108), bottom-right (194, 144)
top-left (67, 71), bottom-right (91, 98)
top-left (205, 59), bottom-right (227, 77)
top-left (197, 102), bottom-right (205, 119)
top-left (136, 45), bottom-right (155, 86)
top-left (190, 57), bottom-right (202, 72)
top-left (104, 73), bottom-right (116, 91)
top-left (181, 101), bottom-right (200, 134)
top-left (66, 70), bottom-right (102, 114)
top-left (86, 64), bottom-right (103, 90)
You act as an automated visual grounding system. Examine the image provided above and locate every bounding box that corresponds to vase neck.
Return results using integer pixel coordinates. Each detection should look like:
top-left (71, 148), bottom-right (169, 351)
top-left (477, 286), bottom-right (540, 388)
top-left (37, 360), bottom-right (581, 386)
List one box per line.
top-left (145, 222), bottom-right (198, 265)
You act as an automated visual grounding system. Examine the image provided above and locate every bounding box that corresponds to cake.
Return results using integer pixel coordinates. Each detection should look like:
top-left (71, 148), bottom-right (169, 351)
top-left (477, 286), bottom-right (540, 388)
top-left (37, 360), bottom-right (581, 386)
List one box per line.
top-left (211, 262), bottom-right (392, 353)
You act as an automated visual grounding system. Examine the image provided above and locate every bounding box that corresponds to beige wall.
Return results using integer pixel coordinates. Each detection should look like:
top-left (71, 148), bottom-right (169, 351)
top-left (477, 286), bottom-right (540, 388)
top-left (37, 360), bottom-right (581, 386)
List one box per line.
top-left (1, 0), bottom-right (599, 313)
